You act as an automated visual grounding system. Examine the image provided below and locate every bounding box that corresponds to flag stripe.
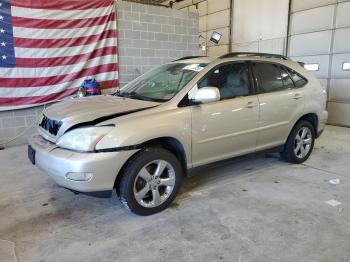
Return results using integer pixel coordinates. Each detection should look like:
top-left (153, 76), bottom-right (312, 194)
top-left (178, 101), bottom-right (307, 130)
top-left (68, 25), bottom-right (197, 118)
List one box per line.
top-left (0, 72), bottom-right (118, 97)
top-left (11, 0), bottom-right (114, 11)
top-left (0, 55), bottom-right (117, 78)
top-left (0, 80), bottom-right (118, 107)
top-left (14, 38), bottom-right (116, 59)
top-left (11, 5), bottom-right (113, 20)
top-left (15, 46), bottom-right (117, 68)
top-left (0, 63), bottom-right (117, 87)
top-left (13, 21), bottom-right (116, 40)
top-left (14, 29), bottom-right (116, 49)
top-left (12, 12), bottom-right (116, 30)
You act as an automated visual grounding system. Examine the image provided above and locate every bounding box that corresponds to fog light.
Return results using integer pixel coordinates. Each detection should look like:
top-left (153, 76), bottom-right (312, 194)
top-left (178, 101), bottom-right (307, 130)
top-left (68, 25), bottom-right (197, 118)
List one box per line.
top-left (65, 172), bottom-right (93, 181)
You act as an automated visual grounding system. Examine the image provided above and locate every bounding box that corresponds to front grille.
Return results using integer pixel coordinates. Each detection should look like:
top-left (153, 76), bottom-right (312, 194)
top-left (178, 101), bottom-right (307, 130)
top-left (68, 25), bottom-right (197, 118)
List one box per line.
top-left (39, 115), bottom-right (62, 136)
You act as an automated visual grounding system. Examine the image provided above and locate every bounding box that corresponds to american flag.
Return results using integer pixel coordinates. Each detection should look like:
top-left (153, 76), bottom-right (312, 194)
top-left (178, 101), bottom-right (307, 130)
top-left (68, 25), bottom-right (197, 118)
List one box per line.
top-left (0, 0), bottom-right (118, 111)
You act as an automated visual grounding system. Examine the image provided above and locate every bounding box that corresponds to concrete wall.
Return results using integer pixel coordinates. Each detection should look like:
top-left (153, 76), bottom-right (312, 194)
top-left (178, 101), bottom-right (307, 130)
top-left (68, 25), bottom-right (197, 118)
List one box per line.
top-left (0, 1), bottom-right (199, 147)
top-left (288, 0), bottom-right (350, 127)
top-left (117, 0), bottom-right (199, 86)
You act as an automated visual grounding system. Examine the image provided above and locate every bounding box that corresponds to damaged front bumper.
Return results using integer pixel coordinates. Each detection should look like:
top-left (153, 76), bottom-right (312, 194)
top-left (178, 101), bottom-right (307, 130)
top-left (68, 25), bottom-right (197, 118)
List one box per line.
top-left (28, 134), bottom-right (138, 196)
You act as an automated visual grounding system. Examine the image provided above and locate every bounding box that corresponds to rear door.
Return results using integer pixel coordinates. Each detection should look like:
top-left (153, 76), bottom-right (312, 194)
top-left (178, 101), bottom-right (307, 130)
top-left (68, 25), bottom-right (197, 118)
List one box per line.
top-left (251, 62), bottom-right (306, 151)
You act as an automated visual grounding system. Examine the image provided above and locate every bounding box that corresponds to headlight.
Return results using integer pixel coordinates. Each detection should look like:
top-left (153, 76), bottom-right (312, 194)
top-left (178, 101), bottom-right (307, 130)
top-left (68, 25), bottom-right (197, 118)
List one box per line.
top-left (56, 126), bottom-right (114, 152)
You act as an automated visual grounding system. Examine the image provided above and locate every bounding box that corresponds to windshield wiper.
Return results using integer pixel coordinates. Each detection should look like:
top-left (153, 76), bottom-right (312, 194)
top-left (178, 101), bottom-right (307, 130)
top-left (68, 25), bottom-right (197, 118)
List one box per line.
top-left (118, 91), bottom-right (167, 103)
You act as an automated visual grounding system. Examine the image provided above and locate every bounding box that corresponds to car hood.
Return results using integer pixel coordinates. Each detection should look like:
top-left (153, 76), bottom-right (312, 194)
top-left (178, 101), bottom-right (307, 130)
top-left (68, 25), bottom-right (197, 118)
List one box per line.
top-left (40, 95), bottom-right (160, 141)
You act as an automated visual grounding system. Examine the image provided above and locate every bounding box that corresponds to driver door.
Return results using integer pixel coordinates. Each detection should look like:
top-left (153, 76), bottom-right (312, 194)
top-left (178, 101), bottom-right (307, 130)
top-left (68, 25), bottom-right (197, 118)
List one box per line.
top-left (190, 62), bottom-right (260, 167)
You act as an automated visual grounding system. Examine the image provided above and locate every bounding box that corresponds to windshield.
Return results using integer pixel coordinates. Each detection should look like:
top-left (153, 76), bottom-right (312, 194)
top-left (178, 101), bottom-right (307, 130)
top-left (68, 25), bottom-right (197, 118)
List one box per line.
top-left (117, 63), bottom-right (208, 102)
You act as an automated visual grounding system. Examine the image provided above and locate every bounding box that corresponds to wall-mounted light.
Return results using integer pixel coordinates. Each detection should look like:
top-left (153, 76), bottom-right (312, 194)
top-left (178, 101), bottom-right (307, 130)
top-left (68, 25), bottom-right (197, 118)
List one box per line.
top-left (210, 31), bottom-right (222, 44)
top-left (343, 62), bottom-right (350, 71)
top-left (304, 63), bottom-right (319, 71)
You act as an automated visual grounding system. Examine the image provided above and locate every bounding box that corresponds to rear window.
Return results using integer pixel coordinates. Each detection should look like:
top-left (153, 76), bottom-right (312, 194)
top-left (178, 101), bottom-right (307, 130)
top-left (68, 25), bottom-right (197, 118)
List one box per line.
top-left (287, 68), bottom-right (308, 88)
top-left (252, 63), bottom-right (285, 93)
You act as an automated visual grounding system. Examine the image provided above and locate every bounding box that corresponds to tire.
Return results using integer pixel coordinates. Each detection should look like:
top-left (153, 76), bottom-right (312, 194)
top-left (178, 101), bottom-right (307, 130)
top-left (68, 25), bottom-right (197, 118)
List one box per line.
top-left (118, 148), bottom-right (183, 216)
top-left (280, 120), bottom-right (315, 164)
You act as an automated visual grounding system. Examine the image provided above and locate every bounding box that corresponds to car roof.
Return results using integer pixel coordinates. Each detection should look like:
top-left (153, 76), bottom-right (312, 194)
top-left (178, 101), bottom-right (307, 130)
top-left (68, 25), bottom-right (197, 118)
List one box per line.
top-left (174, 53), bottom-right (304, 73)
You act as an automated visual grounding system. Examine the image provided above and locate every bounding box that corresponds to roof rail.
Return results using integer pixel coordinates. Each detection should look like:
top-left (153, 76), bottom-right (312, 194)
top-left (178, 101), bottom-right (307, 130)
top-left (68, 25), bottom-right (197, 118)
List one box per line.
top-left (173, 56), bottom-right (208, 61)
top-left (219, 52), bottom-right (289, 60)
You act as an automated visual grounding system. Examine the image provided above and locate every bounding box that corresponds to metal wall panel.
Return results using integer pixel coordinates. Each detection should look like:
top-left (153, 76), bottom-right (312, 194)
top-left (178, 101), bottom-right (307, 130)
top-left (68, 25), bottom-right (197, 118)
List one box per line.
top-left (331, 53), bottom-right (350, 78)
top-left (336, 1), bottom-right (350, 28)
top-left (327, 102), bottom-right (350, 126)
top-left (333, 27), bottom-right (350, 53)
top-left (291, 55), bottom-right (330, 78)
top-left (289, 0), bottom-right (350, 126)
top-left (329, 79), bottom-right (350, 101)
top-left (289, 31), bottom-right (332, 56)
top-left (231, 0), bottom-right (288, 55)
top-left (259, 38), bottom-right (286, 54)
top-left (231, 38), bottom-right (286, 54)
top-left (232, 42), bottom-right (259, 52)
top-left (206, 9), bottom-right (230, 31)
top-left (259, 0), bottom-right (289, 40)
top-left (197, 1), bottom-right (207, 16)
top-left (290, 5), bottom-right (334, 35)
top-left (232, 0), bottom-right (288, 44)
top-left (207, 0), bottom-right (230, 14)
top-left (208, 45), bottom-right (229, 56)
top-left (199, 15), bottom-right (206, 32)
top-left (292, 0), bottom-right (336, 12)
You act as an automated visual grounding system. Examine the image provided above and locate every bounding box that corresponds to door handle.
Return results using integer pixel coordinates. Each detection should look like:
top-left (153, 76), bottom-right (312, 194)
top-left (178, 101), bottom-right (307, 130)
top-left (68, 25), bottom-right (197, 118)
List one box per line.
top-left (293, 93), bottom-right (303, 100)
top-left (246, 101), bottom-right (258, 109)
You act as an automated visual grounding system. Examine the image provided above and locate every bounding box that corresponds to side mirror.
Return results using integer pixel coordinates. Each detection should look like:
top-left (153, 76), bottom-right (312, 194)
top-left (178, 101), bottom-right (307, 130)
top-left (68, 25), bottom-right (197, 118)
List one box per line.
top-left (193, 87), bottom-right (220, 104)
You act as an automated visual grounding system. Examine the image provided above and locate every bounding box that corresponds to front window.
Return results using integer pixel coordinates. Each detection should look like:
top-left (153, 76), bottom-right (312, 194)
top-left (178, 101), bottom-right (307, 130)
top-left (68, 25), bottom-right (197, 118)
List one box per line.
top-left (198, 62), bottom-right (251, 100)
top-left (118, 63), bottom-right (208, 102)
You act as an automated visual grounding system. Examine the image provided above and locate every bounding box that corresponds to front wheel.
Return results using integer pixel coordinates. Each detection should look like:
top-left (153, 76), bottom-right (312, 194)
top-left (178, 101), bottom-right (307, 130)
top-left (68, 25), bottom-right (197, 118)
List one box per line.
top-left (281, 120), bottom-right (315, 164)
top-left (118, 148), bottom-right (183, 216)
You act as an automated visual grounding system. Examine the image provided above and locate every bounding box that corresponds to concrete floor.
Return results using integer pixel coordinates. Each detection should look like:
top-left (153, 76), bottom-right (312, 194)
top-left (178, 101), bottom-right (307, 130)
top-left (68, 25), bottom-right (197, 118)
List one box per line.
top-left (0, 125), bottom-right (349, 262)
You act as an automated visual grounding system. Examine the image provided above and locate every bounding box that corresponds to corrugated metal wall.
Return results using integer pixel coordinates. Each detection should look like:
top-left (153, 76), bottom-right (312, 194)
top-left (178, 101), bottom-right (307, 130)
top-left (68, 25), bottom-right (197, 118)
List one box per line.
top-left (289, 0), bottom-right (350, 127)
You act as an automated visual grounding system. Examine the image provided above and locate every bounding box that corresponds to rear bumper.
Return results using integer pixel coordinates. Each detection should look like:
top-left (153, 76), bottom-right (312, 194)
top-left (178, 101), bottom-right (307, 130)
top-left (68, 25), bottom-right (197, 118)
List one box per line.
top-left (28, 134), bottom-right (138, 194)
top-left (317, 110), bottom-right (328, 138)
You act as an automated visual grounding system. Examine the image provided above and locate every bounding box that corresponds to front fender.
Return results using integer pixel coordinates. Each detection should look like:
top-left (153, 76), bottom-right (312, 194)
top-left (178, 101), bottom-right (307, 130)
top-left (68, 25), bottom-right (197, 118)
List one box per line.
top-left (95, 107), bottom-right (192, 163)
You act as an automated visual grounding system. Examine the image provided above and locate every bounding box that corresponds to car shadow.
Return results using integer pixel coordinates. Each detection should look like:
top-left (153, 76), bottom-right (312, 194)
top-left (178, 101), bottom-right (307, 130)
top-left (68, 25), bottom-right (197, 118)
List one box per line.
top-left (176, 152), bottom-right (287, 202)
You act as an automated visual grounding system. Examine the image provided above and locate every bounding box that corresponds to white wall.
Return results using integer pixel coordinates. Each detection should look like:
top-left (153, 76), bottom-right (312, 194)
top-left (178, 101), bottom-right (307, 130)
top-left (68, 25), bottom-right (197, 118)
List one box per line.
top-left (288, 0), bottom-right (350, 127)
top-left (231, 0), bottom-right (289, 54)
top-left (167, 0), bottom-right (289, 56)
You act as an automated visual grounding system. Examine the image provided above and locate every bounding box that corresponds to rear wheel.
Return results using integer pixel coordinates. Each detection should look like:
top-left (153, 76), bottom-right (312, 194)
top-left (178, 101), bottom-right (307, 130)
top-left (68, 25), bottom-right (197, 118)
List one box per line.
top-left (119, 148), bottom-right (182, 216)
top-left (281, 120), bottom-right (315, 164)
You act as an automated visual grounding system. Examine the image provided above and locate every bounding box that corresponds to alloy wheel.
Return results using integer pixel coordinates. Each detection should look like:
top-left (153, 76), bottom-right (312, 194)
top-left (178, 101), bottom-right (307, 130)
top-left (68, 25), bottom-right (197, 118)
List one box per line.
top-left (133, 160), bottom-right (176, 208)
top-left (294, 126), bottom-right (312, 159)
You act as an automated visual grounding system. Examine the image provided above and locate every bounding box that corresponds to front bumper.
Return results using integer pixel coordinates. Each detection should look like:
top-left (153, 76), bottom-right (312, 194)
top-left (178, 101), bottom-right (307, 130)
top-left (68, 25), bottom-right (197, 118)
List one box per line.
top-left (28, 134), bottom-right (138, 194)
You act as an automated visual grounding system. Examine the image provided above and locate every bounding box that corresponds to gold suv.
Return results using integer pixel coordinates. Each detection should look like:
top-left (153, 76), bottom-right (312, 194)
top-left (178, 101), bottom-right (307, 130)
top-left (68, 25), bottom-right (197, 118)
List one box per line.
top-left (28, 53), bottom-right (328, 215)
